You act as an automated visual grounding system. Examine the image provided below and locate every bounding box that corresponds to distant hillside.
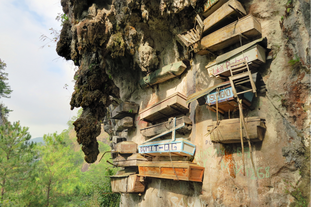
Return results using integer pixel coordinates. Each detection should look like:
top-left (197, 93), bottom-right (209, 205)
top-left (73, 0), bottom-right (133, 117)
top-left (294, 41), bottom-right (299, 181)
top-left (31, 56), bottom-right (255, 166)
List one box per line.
top-left (30, 137), bottom-right (44, 145)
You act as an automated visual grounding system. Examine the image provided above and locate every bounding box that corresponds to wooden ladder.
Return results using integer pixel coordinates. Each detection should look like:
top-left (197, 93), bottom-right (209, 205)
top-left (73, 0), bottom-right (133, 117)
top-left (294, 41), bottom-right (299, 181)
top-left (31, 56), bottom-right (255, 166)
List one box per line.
top-left (228, 61), bottom-right (257, 97)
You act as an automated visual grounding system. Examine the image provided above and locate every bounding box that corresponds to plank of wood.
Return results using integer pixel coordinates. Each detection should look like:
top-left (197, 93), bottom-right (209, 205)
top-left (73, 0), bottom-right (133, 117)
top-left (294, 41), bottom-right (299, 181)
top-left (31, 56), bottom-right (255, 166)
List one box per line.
top-left (113, 154), bottom-right (151, 167)
top-left (200, 15), bottom-right (262, 52)
top-left (111, 102), bottom-right (139, 119)
top-left (207, 117), bottom-right (266, 143)
top-left (139, 93), bottom-right (189, 122)
top-left (115, 117), bottom-right (134, 132)
top-left (140, 61), bottom-right (187, 88)
top-left (140, 116), bottom-right (192, 138)
top-left (203, 0), bottom-right (246, 33)
top-left (203, 0), bottom-right (228, 17)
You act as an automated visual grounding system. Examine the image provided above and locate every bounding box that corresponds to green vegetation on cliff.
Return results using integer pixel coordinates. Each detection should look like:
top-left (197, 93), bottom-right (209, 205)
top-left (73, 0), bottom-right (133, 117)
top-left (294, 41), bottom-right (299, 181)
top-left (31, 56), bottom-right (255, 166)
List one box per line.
top-left (0, 111), bottom-right (120, 207)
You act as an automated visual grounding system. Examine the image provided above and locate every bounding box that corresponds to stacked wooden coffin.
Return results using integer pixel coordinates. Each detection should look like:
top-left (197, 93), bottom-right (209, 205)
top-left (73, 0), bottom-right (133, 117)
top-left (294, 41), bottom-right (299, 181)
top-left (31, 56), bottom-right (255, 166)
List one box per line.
top-left (184, 0), bottom-right (267, 144)
top-left (106, 102), bottom-right (150, 193)
top-left (137, 93), bottom-right (204, 182)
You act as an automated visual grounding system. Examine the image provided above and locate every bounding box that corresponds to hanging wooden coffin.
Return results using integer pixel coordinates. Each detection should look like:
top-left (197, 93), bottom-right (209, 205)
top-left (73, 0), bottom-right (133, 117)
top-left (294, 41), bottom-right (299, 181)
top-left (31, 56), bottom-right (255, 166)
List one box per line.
top-left (138, 161), bottom-right (204, 182)
top-left (138, 138), bottom-right (195, 157)
top-left (203, 0), bottom-right (246, 33)
top-left (198, 15), bottom-right (262, 54)
top-left (140, 61), bottom-right (188, 88)
top-left (115, 117), bottom-right (134, 132)
top-left (207, 117), bottom-right (266, 143)
top-left (140, 116), bottom-right (192, 138)
top-left (205, 86), bottom-right (253, 114)
top-left (110, 173), bottom-right (145, 193)
top-left (206, 41), bottom-right (266, 78)
top-left (113, 153), bottom-right (151, 167)
top-left (111, 102), bottom-right (139, 119)
top-left (139, 93), bottom-right (189, 122)
top-left (115, 141), bottom-right (138, 154)
top-left (203, 0), bottom-right (228, 17)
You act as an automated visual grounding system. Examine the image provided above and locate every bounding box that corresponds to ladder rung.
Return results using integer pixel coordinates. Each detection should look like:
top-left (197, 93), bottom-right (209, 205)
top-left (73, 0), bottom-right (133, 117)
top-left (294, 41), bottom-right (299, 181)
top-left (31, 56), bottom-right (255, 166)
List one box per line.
top-left (230, 72), bottom-right (250, 80)
top-left (236, 89), bottom-right (253, 95)
top-left (231, 66), bottom-right (247, 71)
top-left (234, 80), bottom-right (251, 85)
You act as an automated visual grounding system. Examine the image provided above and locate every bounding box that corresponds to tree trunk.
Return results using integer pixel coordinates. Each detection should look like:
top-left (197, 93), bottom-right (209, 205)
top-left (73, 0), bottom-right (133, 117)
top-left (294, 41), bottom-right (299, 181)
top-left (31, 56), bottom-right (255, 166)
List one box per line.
top-left (46, 178), bottom-right (52, 207)
top-left (1, 173), bottom-right (6, 198)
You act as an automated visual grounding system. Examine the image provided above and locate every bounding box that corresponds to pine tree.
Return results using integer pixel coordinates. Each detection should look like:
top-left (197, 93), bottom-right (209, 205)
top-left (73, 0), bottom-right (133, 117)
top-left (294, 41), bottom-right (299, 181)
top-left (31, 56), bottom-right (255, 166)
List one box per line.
top-left (0, 121), bottom-right (38, 205)
top-left (34, 132), bottom-right (80, 206)
top-left (0, 59), bottom-right (12, 99)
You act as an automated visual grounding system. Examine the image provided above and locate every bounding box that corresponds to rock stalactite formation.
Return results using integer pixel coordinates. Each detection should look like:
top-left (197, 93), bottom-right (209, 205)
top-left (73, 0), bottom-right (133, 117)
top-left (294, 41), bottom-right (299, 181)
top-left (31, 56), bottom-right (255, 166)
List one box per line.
top-left (57, 0), bottom-right (310, 206)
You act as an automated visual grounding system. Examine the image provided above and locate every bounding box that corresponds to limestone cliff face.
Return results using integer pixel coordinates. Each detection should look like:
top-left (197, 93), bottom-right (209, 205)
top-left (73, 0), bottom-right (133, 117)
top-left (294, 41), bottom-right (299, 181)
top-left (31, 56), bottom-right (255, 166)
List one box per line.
top-left (57, 0), bottom-right (310, 206)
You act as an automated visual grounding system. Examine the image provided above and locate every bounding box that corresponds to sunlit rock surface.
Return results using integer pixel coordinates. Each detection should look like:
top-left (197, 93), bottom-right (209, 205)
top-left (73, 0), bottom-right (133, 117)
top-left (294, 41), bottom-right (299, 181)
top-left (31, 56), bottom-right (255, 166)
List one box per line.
top-left (57, 0), bottom-right (310, 206)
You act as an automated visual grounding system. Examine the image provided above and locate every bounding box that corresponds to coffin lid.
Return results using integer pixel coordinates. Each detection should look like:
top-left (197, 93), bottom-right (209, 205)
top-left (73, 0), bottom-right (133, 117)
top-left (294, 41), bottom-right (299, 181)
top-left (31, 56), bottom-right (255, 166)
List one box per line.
top-left (127, 153), bottom-right (150, 161)
top-left (186, 81), bottom-right (231, 105)
top-left (110, 172), bottom-right (136, 178)
top-left (206, 37), bottom-right (267, 69)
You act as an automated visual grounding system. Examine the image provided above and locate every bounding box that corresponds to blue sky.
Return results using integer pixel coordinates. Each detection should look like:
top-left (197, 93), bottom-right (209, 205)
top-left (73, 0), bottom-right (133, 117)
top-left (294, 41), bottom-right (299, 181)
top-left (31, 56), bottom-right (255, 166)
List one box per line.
top-left (0, 0), bottom-right (78, 138)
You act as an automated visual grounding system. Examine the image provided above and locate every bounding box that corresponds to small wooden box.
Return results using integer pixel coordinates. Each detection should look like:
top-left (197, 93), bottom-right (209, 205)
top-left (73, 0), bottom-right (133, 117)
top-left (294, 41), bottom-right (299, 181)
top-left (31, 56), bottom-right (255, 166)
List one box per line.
top-left (110, 174), bottom-right (145, 193)
top-left (111, 102), bottom-right (139, 119)
top-left (115, 141), bottom-right (137, 154)
top-left (139, 93), bottom-right (189, 122)
top-left (138, 161), bottom-right (204, 182)
top-left (113, 153), bottom-right (151, 167)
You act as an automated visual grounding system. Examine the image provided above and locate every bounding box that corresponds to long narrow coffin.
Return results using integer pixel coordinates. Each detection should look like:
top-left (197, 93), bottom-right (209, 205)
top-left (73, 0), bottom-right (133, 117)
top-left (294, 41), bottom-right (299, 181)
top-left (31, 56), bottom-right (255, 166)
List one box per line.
top-left (203, 0), bottom-right (246, 33)
top-left (139, 138), bottom-right (195, 157)
top-left (206, 39), bottom-right (266, 77)
top-left (138, 161), bottom-right (204, 182)
top-left (203, 0), bottom-right (228, 17)
top-left (140, 61), bottom-right (187, 88)
top-left (113, 153), bottom-right (151, 167)
top-left (207, 117), bottom-right (266, 143)
top-left (111, 102), bottom-right (139, 119)
top-left (199, 15), bottom-right (262, 53)
top-left (140, 116), bottom-right (192, 138)
top-left (139, 93), bottom-right (189, 122)
top-left (111, 173), bottom-right (145, 193)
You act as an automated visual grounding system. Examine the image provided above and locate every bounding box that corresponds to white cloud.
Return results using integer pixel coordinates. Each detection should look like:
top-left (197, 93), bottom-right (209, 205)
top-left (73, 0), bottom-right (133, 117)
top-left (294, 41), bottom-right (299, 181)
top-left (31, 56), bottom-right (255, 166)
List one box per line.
top-left (0, 1), bottom-right (79, 138)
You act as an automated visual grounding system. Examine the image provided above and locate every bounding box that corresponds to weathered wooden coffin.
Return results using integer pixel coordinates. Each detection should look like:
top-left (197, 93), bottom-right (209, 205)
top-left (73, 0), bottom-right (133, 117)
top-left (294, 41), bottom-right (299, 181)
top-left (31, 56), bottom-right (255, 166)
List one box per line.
top-left (115, 117), bottom-right (134, 132)
top-left (206, 39), bottom-right (266, 77)
top-left (115, 141), bottom-right (137, 154)
top-left (110, 173), bottom-right (145, 193)
top-left (203, 0), bottom-right (228, 17)
top-left (205, 84), bottom-right (253, 114)
top-left (199, 15), bottom-right (262, 53)
top-left (140, 116), bottom-right (192, 138)
top-left (139, 93), bottom-right (189, 122)
top-left (111, 102), bottom-right (139, 119)
top-left (138, 161), bottom-right (204, 182)
top-left (113, 153), bottom-right (151, 167)
top-left (138, 138), bottom-right (196, 157)
top-left (207, 117), bottom-right (266, 143)
top-left (140, 61), bottom-right (187, 88)
top-left (203, 0), bottom-right (246, 33)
